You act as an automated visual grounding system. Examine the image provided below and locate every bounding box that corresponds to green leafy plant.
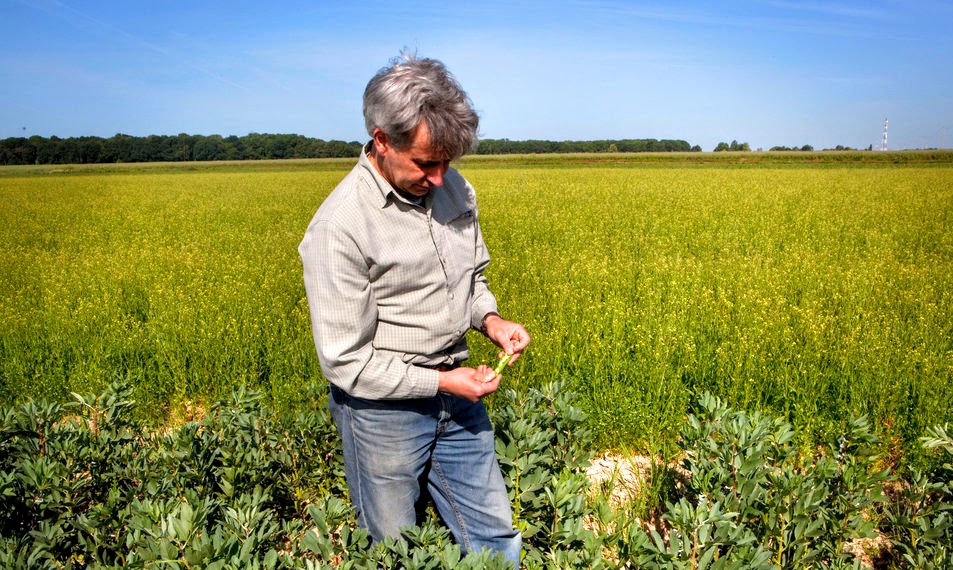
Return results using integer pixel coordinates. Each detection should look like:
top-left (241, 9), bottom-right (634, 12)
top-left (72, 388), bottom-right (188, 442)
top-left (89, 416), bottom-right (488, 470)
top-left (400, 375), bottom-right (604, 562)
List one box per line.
top-left (492, 379), bottom-right (603, 568)
top-left (881, 424), bottom-right (953, 569)
top-left (0, 378), bottom-right (604, 568)
top-left (0, 379), bottom-right (344, 568)
top-left (626, 393), bottom-right (891, 569)
top-left (4, 380), bottom-right (953, 569)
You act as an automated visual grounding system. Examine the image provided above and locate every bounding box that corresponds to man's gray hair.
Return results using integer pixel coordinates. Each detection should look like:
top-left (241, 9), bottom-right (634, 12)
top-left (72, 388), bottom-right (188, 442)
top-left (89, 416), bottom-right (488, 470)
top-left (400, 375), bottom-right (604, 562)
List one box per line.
top-left (363, 53), bottom-right (479, 160)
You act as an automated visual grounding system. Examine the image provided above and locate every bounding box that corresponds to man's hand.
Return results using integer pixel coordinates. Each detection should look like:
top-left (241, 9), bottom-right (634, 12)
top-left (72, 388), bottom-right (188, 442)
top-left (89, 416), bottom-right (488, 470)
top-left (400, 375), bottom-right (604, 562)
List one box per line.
top-left (438, 365), bottom-right (500, 403)
top-left (482, 313), bottom-right (531, 366)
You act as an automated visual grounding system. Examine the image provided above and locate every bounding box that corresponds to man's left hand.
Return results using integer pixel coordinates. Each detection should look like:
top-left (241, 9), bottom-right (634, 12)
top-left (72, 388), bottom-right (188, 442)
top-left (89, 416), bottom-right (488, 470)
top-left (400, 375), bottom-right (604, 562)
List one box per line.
top-left (482, 313), bottom-right (531, 365)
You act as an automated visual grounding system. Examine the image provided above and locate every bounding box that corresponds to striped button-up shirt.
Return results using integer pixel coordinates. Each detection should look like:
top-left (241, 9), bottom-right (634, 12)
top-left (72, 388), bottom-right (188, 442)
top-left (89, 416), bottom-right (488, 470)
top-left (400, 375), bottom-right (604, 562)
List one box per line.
top-left (299, 148), bottom-right (498, 400)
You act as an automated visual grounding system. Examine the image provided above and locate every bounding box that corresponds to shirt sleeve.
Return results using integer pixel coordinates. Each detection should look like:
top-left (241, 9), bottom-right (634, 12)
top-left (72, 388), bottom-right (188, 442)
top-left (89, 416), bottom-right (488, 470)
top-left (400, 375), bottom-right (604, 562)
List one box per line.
top-left (469, 207), bottom-right (499, 331)
top-left (299, 218), bottom-right (440, 400)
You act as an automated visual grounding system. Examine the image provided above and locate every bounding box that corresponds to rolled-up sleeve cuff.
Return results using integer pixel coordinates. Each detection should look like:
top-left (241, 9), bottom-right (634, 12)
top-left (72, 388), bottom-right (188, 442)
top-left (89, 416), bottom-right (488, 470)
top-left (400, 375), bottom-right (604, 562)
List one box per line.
top-left (471, 302), bottom-right (499, 331)
top-left (406, 366), bottom-right (441, 398)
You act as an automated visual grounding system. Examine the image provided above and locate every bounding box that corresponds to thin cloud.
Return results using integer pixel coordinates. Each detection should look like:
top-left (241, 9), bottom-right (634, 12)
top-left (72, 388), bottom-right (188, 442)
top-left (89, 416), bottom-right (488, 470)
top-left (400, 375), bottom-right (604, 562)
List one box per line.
top-left (577, 0), bottom-right (894, 39)
top-left (761, 0), bottom-right (891, 20)
top-left (17, 0), bottom-right (252, 91)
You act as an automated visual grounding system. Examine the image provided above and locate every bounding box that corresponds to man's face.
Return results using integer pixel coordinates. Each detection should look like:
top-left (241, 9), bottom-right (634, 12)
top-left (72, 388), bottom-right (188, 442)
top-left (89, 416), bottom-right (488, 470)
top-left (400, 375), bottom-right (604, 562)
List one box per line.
top-left (371, 123), bottom-right (450, 197)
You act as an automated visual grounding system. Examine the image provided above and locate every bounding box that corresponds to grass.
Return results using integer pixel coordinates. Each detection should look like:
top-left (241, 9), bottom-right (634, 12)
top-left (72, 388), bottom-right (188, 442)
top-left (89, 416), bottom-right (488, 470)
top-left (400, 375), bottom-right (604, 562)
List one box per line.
top-left (2, 152), bottom-right (951, 468)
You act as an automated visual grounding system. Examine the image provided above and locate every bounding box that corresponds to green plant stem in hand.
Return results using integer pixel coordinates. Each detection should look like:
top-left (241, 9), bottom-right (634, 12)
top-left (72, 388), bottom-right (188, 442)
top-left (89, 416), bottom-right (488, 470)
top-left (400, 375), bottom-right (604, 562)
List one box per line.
top-left (494, 353), bottom-right (513, 375)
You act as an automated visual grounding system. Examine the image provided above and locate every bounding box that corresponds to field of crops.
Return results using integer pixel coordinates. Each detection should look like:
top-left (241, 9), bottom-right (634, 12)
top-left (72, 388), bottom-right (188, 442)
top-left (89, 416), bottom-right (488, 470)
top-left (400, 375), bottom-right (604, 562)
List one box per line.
top-left (1, 152), bottom-right (951, 467)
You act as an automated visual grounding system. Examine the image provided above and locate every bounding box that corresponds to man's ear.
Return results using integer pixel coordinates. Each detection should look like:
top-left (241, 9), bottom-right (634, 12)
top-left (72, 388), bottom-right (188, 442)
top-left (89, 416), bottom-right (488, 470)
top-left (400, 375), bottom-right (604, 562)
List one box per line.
top-left (372, 128), bottom-right (389, 155)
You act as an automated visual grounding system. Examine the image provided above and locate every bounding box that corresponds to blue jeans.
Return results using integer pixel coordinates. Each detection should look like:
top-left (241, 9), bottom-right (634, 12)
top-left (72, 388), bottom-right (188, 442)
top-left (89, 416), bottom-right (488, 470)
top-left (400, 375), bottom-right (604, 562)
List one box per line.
top-left (329, 385), bottom-right (521, 564)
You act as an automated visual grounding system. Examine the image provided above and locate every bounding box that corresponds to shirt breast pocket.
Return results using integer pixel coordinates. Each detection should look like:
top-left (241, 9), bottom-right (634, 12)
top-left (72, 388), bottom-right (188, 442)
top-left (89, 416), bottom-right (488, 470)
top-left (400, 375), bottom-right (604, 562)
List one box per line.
top-left (440, 209), bottom-right (477, 285)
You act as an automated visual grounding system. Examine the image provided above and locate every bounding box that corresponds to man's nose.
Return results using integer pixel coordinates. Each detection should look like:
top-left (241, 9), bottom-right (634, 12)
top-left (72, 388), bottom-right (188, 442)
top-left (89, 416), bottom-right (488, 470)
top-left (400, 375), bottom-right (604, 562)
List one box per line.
top-left (426, 162), bottom-right (449, 187)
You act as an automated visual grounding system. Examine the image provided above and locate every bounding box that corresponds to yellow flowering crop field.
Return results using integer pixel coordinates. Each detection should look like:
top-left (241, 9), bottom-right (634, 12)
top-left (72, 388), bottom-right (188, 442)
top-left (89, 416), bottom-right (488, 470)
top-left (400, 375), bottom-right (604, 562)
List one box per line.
top-left (1, 154), bottom-right (951, 465)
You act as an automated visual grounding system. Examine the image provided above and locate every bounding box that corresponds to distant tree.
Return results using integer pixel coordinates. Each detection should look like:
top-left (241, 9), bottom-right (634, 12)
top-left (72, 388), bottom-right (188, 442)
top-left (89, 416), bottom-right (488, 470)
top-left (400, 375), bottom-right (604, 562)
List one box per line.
top-left (60, 137), bottom-right (83, 164)
top-left (224, 135), bottom-right (244, 160)
top-left (193, 135), bottom-right (227, 161)
top-left (173, 134), bottom-right (194, 161)
top-left (78, 136), bottom-right (103, 163)
top-left (30, 136), bottom-right (51, 163)
top-left (107, 133), bottom-right (137, 162)
top-left (771, 144), bottom-right (811, 152)
top-left (714, 140), bottom-right (751, 152)
top-left (325, 140), bottom-right (356, 158)
top-left (0, 137), bottom-right (35, 165)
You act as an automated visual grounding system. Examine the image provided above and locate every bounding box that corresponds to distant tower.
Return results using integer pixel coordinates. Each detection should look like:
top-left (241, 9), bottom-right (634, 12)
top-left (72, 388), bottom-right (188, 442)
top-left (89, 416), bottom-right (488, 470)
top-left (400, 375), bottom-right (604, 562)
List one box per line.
top-left (881, 118), bottom-right (888, 151)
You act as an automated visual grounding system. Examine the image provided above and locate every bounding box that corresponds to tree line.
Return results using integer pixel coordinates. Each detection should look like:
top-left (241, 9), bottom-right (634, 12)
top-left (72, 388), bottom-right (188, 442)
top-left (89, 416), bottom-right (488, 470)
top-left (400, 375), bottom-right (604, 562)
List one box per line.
top-left (0, 133), bottom-right (364, 166)
top-left (472, 138), bottom-right (699, 154)
top-left (0, 133), bottom-right (699, 165)
top-left (719, 141), bottom-right (864, 152)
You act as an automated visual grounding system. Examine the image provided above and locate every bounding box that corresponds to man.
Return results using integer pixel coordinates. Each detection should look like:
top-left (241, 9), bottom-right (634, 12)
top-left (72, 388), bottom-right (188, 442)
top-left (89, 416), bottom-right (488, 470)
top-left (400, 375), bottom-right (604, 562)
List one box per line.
top-left (298, 54), bottom-right (529, 564)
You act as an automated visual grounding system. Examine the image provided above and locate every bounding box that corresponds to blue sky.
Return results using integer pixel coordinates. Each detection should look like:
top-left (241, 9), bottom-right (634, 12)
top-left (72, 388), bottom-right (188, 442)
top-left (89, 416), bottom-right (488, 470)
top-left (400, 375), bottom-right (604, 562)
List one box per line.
top-left (3, 0), bottom-right (952, 151)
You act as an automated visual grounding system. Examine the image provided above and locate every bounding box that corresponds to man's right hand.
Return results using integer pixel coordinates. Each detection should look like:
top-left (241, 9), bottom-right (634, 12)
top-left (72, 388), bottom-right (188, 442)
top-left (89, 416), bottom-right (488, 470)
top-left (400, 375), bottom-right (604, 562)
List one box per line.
top-left (437, 365), bottom-right (500, 402)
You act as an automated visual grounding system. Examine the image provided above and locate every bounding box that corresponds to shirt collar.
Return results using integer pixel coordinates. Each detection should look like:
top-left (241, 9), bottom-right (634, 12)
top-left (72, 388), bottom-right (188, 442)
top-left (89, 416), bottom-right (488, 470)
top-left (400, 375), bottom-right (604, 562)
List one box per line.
top-left (359, 141), bottom-right (433, 210)
top-left (358, 142), bottom-right (392, 209)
